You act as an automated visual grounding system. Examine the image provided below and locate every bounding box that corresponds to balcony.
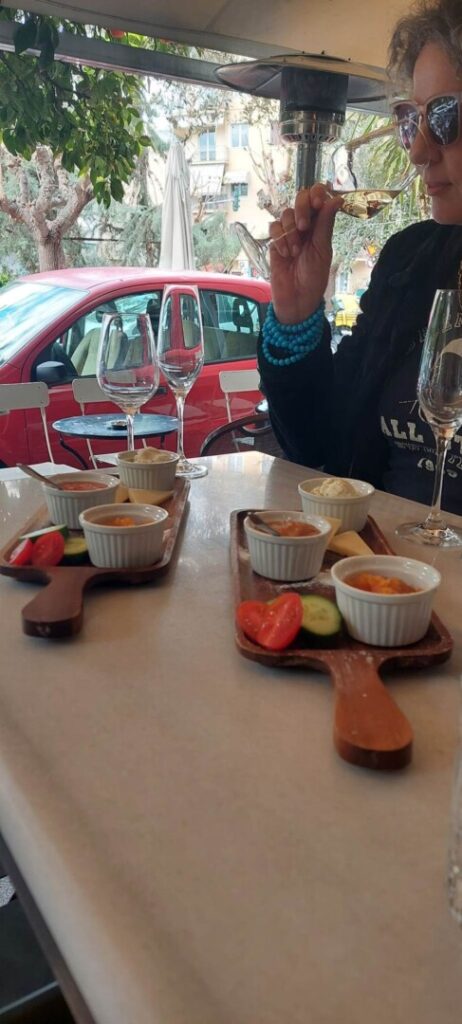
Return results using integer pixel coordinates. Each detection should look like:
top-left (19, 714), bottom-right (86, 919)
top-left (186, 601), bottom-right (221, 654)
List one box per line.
top-left (190, 146), bottom-right (229, 165)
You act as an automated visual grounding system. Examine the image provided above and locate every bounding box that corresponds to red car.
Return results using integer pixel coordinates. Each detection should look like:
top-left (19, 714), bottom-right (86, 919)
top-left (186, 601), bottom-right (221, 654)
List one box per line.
top-left (0, 268), bottom-right (270, 468)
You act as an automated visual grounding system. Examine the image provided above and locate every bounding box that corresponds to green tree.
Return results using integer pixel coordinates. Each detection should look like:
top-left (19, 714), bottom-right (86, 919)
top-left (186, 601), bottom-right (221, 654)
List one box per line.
top-left (193, 212), bottom-right (240, 270)
top-left (328, 111), bottom-right (429, 286)
top-left (0, 9), bottom-right (152, 205)
top-left (0, 142), bottom-right (93, 270)
top-left (0, 13), bottom-right (178, 269)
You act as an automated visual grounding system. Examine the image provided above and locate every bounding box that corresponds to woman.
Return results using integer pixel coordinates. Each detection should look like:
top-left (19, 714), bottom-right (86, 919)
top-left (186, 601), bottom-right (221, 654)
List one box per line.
top-left (258, 0), bottom-right (462, 515)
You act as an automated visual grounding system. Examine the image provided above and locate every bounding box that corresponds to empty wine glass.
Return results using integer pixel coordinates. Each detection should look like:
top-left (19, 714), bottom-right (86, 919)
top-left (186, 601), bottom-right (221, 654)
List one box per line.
top-left (157, 284), bottom-right (208, 479)
top-left (235, 124), bottom-right (418, 279)
top-left (396, 289), bottom-right (462, 547)
top-left (97, 312), bottom-right (159, 451)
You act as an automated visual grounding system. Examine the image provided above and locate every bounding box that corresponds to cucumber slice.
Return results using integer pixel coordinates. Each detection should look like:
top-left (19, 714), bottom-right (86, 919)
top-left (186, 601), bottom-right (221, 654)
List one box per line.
top-left (300, 595), bottom-right (342, 642)
top-left (21, 524), bottom-right (69, 541)
top-left (62, 536), bottom-right (89, 565)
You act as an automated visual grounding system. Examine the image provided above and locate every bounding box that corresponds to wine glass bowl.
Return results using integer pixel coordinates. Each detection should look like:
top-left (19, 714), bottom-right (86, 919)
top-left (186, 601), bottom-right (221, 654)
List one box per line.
top-left (157, 284), bottom-right (208, 479)
top-left (327, 124), bottom-right (418, 220)
top-left (396, 289), bottom-right (462, 547)
top-left (97, 312), bottom-right (159, 452)
top-left (235, 124), bottom-right (418, 279)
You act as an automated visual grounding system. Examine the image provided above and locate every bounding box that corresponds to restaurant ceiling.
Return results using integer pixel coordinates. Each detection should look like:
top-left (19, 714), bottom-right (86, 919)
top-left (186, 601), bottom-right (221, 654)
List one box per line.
top-left (4, 0), bottom-right (411, 67)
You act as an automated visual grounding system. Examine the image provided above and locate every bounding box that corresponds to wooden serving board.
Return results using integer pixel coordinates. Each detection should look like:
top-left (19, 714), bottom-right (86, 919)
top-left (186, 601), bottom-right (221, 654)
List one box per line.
top-left (231, 511), bottom-right (453, 771)
top-left (0, 479), bottom-right (189, 639)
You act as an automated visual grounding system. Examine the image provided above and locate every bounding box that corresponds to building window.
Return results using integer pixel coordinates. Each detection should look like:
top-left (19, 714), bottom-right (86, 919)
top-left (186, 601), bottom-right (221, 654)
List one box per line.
top-left (231, 182), bottom-right (248, 200)
top-left (199, 129), bottom-right (216, 161)
top-left (231, 123), bottom-right (249, 148)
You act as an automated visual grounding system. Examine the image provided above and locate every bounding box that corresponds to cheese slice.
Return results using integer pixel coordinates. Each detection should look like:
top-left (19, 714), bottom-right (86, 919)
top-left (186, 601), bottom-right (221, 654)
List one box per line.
top-left (321, 515), bottom-right (342, 545)
top-left (115, 484), bottom-right (129, 503)
top-left (128, 487), bottom-right (173, 505)
top-left (328, 531), bottom-right (374, 557)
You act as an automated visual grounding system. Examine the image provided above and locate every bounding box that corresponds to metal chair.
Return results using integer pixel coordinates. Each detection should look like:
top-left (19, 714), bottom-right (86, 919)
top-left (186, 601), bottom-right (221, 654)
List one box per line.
top-left (0, 383), bottom-right (54, 464)
top-left (218, 369), bottom-right (261, 423)
top-left (71, 378), bottom-right (162, 468)
top-left (200, 412), bottom-right (285, 458)
top-left (71, 377), bottom-right (113, 468)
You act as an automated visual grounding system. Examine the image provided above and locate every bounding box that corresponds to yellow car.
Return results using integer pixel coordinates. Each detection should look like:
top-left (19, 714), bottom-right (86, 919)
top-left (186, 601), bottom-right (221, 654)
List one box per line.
top-left (333, 293), bottom-right (360, 330)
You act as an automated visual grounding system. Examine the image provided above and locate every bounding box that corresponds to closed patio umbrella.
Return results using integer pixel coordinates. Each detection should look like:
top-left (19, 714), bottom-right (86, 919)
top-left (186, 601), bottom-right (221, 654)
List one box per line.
top-left (159, 140), bottom-right (195, 270)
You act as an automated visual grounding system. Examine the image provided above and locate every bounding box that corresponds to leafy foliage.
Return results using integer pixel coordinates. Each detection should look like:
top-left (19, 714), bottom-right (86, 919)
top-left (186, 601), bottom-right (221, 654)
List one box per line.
top-left (0, 8), bottom-right (150, 205)
top-left (193, 213), bottom-right (240, 270)
top-left (327, 111), bottom-right (429, 274)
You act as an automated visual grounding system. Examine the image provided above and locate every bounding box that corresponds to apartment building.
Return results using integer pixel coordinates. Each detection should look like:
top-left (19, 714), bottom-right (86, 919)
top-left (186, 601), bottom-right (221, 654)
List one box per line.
top-left (186, 96), bottom-right (292, 274)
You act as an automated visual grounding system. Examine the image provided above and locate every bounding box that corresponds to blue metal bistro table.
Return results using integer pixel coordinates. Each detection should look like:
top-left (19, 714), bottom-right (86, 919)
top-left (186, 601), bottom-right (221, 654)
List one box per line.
top-left (52, 413), bottom-right (178, 468)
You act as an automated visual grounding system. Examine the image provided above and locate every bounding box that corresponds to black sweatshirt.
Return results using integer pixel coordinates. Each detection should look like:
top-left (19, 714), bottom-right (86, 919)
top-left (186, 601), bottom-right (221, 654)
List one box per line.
top-left (258, 220), bottom-right (462, 515)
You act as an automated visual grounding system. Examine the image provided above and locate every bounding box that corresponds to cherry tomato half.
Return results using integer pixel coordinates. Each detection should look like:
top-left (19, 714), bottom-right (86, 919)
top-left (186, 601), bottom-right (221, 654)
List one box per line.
top-left (8, 537), bottom-right (34, 567)
top-left (31, 531), bottom-right (65, 567)
top-left (236, 600), bottom-right (267, 643)
top-left (256, 593), bottom-right (303, 651)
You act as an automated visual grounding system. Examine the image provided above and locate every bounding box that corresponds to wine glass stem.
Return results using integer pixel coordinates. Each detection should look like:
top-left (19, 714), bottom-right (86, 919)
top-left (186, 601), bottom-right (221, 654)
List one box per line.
top-left (126, 412), bottom-right (135, 452)
top-left (424, 430), bottom-right (451, 529)
top-left (175, 393), bottom-right (186, 462)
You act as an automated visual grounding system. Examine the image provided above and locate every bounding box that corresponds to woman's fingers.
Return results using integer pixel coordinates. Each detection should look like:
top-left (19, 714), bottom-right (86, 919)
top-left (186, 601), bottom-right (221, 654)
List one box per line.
top-left (294, 188), bottom-right (314, 232)
top-left (295, 184), bottom-right (343, 251)
top-left (269, 184), bottom-right (343, 262)
top-left (269, 211), bottom-right (298, 258)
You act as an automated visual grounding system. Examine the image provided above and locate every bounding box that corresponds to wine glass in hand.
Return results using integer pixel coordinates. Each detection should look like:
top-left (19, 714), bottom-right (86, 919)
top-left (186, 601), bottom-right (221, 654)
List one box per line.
top-left (235, 126), bottom-right (417, 279)
top-left (97, 312), bottom-right (159, 452)
top-left (396, 289), bottom-right (462, 547)
top-left (157, 284), bottom-right (208, 479)
top-left (327, 123), bottom-right (418, 220)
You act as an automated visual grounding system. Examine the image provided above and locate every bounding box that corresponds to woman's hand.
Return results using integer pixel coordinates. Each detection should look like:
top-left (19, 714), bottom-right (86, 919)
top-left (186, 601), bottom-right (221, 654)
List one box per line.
top-left (270, 185), bottom-right (343, 325)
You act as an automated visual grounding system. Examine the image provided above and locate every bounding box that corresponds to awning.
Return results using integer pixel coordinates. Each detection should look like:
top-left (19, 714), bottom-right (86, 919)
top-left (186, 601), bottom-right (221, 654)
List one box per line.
top-left (190, 164), bottom-right (225, 197)
top-left (224, 170), bottom-right (249, 185)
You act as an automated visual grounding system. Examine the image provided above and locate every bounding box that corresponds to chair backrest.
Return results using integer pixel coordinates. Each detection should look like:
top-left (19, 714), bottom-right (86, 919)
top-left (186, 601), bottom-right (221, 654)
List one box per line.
top-left (0, 383), bottom-right (54, 462)
top-left (71, 377), bottom-right (147, 467)
top-left (218, 369), bottom-right (261, 422)
top-left (0, 382), bottom-right (49, 413)
top-left (200, 413), bottom-right (284, 458)
top-left (72, 377), bottom-right (108, 405)
top-left (72, 377), bottom-right (114, 468)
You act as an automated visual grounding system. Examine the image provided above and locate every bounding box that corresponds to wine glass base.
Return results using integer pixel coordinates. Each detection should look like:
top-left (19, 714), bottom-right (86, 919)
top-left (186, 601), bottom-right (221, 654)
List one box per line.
top-left (395, 521), bottom-right (462, 548)
top-left (176, 459), bottom-right (208, 479)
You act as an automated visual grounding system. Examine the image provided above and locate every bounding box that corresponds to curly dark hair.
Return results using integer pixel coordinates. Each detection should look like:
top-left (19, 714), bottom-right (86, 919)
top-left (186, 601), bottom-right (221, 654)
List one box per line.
top-left (388, 0), bottom-right (462, 93)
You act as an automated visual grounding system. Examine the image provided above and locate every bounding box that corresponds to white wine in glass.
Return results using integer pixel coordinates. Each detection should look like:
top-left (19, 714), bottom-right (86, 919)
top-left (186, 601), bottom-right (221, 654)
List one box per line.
top-left (396, 289), bottom-right (462, 547)
top-left (97, 312), bottom-right (159, 451)
top-left (157, 284), bottom-right (208, 479)
top-left (235, 125), bottom-right (417, 279)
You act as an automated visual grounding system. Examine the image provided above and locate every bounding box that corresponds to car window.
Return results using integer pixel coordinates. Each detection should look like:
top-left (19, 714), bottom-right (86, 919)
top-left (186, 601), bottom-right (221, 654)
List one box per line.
top-left (0, 280), bottom-right (87, 367)
top-left (199, 288), bottom-right (267, 364)
top-left (35, 290), bottom-right (163, 381)
top-left (181, 294), bottom-right (202, 349)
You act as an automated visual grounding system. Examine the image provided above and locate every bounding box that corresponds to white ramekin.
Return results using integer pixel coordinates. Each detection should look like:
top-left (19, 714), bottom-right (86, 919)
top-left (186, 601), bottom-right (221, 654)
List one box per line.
top-left (42, 472), bottom-right (120, 530)
top-left (331, 554), bottom-right (441, 647)
top-left (79, 503), bottom-right (168, 569)
top-left (298, 477), bottom-right (375, 532)
top-left (117, 450), bottom-right (179, 498)
top-left (243, 510), bottom-right (331, 581)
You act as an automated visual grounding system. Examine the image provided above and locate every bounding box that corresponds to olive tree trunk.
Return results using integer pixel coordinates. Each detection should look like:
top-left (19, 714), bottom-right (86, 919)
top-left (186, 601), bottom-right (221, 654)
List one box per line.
top-left (0, 144), bottom-right (93, 272)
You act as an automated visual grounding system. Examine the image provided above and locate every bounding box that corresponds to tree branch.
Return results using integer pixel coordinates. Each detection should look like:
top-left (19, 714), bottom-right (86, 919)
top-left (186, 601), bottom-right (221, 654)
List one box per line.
top-left (52, 174), bottom-right (93, 235)
top-left (0, 146), bottom-right (33, 227)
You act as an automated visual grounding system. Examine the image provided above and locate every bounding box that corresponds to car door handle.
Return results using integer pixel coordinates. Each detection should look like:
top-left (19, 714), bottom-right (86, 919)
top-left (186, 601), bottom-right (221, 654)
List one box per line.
top-left (156, 386), bottom-right (168, 396)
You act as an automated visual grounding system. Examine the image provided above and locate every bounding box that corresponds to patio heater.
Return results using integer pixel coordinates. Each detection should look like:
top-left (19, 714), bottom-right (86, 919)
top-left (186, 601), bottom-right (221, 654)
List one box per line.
top-left (215, 54), bottom-right (388, 189)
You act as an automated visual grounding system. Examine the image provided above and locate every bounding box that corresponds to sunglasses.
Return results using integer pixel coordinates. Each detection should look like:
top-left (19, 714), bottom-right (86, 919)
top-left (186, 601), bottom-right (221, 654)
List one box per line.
top-left (392, 92), bottom-right (462, 150)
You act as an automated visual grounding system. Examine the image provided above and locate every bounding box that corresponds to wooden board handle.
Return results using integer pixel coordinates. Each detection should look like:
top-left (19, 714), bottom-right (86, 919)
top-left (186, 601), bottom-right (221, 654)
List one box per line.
top-left (329, 653), bottom-right (413, 770)
top-left (21, 568), bottom-right (92, 638)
